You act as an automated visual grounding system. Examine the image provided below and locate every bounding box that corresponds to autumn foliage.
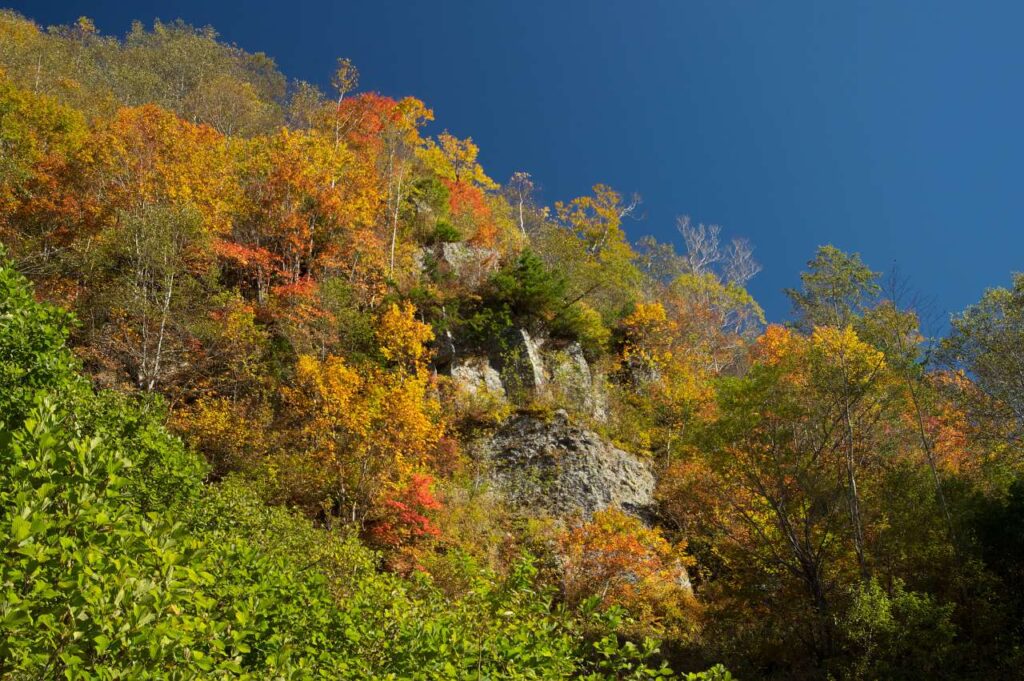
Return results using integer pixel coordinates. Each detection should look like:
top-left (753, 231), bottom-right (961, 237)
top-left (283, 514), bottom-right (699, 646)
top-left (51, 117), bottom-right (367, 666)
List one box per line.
top-left (3, 9), bottom-right (1024, 681)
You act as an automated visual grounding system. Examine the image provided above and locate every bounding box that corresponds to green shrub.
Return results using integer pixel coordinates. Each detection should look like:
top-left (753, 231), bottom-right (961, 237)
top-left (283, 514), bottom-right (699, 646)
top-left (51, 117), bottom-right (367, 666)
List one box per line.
top-left (839, 578), bottom-right (955, 681)
top-left (428, 220), bottom-right (463, 244)
top-left (0, 255), bottom-right (82, 426)
top-left (462, 250), bottom-right (607, 351)
top-left (550, 301), bottom-right (611, 359)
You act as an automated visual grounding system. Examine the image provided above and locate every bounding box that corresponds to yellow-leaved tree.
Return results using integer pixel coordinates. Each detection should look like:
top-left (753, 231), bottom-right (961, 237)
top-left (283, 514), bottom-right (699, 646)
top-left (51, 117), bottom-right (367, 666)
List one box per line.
top-left (275, 302), bottom-right (446, 543)
top-left (613, 301), bottom-right (715, 460)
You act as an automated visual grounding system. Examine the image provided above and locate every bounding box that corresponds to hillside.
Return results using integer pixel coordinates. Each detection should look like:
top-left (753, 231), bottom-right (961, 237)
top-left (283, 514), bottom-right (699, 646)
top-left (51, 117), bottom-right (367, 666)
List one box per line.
top-left (2, 10), bottom-right (1024, 680)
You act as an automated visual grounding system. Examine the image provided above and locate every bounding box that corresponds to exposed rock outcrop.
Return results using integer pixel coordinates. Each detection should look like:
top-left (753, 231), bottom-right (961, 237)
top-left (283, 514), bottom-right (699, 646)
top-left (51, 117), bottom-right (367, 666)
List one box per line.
top-left (414, 242), bottom-right (500, 288)
top-left (416, 245), bottom-right (609, 421)
top-left (492, 327), bottom-right (547, 394)
top-left (450, 356), bottom-right (505, 398)
top-left (483, 410), bottom-right (655, 520)
top-left (446, 332), bottom-right (609, 422)
top-left (545, 342), bottom-right (608, 423)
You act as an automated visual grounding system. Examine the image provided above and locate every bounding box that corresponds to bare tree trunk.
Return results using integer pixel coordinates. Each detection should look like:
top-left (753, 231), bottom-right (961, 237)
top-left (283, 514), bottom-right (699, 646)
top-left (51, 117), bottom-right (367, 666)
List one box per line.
top-left (149, 270), bottom-right (175, 391)
top-left (389, 165), bottom-right (405, 277)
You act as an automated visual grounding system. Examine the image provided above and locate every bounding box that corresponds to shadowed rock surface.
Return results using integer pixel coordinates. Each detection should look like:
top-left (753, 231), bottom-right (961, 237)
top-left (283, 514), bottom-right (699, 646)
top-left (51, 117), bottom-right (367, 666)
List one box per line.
top-left (492, 327), bottom-right (547, 393)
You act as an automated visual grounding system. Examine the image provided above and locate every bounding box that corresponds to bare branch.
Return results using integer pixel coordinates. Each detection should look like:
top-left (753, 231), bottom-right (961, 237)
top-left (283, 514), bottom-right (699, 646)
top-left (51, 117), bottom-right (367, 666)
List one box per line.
top-left (678, 216), bottom-right (722, 275)
top-left (725, 237), bottom-right (762, 286)
top-left (619, 192), bottom-right (642, 220)
top-left (505, 171), bottom-right (536, 235)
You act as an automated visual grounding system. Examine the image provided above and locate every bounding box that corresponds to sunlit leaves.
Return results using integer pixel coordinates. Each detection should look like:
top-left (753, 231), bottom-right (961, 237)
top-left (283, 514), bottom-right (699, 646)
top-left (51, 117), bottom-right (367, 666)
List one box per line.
top-left (559, 509), bottom-right (699, 639)
top-left (377, 301), bottom-right (435, 371)
top-left (83, 103), bottom-right (239, 235)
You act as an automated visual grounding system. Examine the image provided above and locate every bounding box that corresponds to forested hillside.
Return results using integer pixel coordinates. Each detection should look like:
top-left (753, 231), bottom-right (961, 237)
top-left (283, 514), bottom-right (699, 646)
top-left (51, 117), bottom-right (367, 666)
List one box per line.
top-left (1, 10), bottom-right (1022, 679)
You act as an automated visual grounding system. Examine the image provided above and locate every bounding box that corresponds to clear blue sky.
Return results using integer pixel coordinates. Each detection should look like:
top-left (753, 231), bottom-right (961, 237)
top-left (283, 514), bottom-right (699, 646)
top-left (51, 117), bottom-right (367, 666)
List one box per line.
top-left (11, 1), bottom-right (1024, 328)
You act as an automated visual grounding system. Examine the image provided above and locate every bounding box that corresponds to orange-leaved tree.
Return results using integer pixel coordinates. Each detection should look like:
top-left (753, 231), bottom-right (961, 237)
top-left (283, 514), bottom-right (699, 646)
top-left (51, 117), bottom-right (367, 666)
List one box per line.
top-left (558, 508), bottom-right (698, 637)
top-left (0, 70), bottom-right (87, 264)
top-left (81, 103), bottom-right (239, 235)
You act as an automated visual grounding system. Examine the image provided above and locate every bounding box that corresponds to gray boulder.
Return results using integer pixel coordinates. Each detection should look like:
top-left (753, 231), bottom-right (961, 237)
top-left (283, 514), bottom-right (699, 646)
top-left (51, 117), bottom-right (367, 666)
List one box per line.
top-left (484, 410), bottom-right (655, 520)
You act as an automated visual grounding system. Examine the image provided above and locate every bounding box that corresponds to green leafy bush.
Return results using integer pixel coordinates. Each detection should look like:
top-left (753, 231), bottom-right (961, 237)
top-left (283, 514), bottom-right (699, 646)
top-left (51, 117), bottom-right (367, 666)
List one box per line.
top-left (0, 253), bottom-right (82, 426)
top-left (427, 220), bottom-right (463, 245)
top-left (839, 578), bottom-right (955, 680)
top-left (462, 250), bottom-right (611, 355)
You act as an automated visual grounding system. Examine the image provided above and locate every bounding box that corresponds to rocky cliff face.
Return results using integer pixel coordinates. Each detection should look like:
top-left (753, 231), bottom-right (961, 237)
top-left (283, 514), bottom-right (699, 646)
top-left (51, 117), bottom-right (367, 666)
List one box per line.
top-left (493, 328), bottom-right (547, 393)
top-left (545, 342), bottom-right (608, 423)
top-left (416, 249), bottom-right (640, 520)
top-left (450, 356), bottom-right (505, 399)
top-left (447, 332), bottom-right (609, 423)
top-left (417, 244), bottom-right (608, 422)
top-left (482, 410), bottom-right (655, 520)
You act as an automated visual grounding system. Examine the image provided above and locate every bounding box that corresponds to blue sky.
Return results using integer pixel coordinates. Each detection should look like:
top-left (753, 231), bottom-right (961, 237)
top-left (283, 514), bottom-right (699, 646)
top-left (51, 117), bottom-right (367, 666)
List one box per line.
top-left (12, 1), bottom-right (1024, 328)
